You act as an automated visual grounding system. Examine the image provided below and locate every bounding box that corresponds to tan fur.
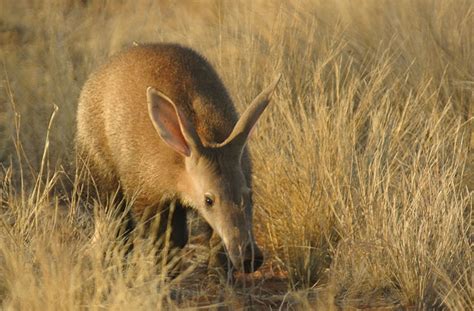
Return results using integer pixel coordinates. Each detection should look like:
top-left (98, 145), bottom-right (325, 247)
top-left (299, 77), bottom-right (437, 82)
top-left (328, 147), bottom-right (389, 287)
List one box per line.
top-left (76, 43), bottom-right (279, 272)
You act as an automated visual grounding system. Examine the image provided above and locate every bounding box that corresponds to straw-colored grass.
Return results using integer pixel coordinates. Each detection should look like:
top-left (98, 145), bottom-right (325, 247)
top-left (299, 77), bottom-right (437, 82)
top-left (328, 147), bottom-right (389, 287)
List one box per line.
top-left (1, 0), bottom-right (472, 309)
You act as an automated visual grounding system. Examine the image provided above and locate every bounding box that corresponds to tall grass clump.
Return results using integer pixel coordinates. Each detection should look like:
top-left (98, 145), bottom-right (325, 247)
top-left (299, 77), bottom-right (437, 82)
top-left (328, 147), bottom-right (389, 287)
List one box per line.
top-left (1, 0), bottom-right (472, 309)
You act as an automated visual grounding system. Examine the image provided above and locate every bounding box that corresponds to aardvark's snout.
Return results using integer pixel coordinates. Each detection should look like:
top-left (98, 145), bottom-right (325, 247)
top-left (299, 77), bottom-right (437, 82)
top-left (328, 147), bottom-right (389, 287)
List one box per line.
top-left (228, 241), bottom-right (264, 273)
top-left (242, 243), bottom-right (264, 273)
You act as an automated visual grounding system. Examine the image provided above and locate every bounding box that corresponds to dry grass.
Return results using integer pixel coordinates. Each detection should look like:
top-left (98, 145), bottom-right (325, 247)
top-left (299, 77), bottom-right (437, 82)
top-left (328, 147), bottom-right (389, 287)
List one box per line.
top-left (0, 0), bottom-right (472, 309)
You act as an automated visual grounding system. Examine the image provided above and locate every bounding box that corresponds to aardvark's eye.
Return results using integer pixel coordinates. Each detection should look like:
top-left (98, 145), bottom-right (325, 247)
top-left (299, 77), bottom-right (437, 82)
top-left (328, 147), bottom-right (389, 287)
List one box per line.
top-left (204, 193), bottom-right (215, 207)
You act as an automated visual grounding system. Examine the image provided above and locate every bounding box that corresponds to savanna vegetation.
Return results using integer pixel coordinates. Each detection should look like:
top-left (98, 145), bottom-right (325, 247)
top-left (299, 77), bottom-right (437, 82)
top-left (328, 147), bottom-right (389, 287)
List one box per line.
top-left (0, 0), bottom-right (472, 309)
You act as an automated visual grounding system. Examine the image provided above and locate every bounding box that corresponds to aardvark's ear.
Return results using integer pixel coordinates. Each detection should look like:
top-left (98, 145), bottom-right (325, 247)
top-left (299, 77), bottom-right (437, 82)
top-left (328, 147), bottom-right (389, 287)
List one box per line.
top-left (221, 74), bottom-right (281, 152)
top-left (147, 87), bottom-right (201, 157)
